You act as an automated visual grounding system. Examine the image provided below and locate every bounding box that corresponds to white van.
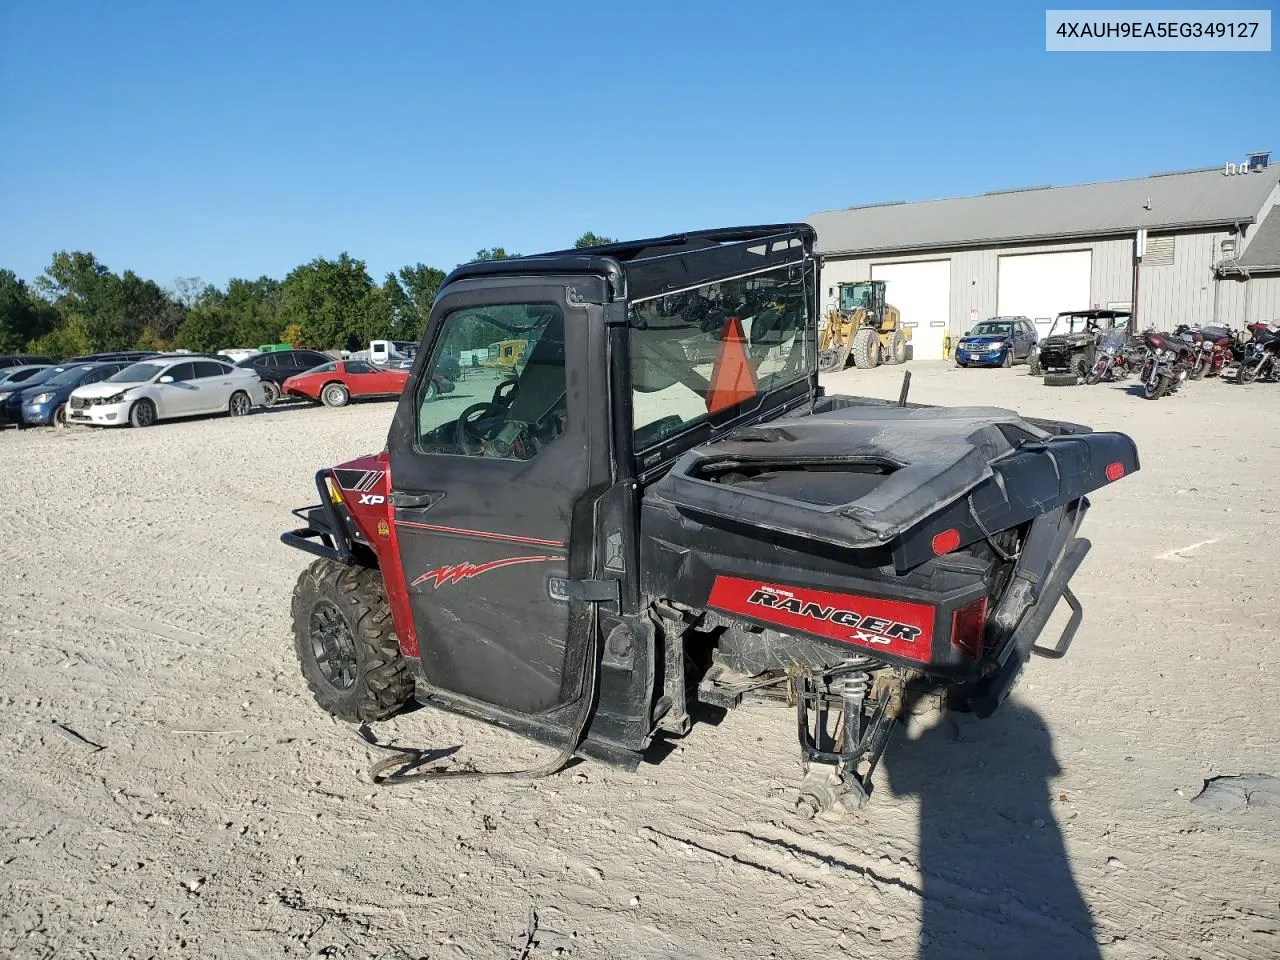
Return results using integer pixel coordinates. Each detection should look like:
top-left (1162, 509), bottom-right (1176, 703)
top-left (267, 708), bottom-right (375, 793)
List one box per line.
top-left (369, 340), bottom-right (418, 367)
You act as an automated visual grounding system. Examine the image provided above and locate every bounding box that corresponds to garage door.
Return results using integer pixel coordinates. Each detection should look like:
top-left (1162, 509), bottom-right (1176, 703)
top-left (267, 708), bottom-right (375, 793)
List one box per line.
top-left (871, 260), bottom-right (950, 360)
top-left (997, 251), bottom-right (1092, 340)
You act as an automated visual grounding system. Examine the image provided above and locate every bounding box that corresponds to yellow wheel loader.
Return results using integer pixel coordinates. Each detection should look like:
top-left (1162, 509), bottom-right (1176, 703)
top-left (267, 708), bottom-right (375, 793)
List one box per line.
top-left (818, 280), bottom-right (909, 372)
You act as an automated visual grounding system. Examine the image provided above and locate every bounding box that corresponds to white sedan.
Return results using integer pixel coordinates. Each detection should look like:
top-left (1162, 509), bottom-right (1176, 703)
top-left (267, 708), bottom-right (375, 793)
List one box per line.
top-left (67, 357), bottom-right (268, 428)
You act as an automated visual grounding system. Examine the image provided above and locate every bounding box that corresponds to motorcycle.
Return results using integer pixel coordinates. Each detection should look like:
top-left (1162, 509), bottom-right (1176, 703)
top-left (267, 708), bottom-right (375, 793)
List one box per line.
top-left (1175, 324), bottom-right (1235, 380)
top-left (1139, 330), bottom-right (1194, 399)
top-left (1234, 324), bottom-right (1280, 384)
top-left (1084, 330), bottom-right (1144, 383)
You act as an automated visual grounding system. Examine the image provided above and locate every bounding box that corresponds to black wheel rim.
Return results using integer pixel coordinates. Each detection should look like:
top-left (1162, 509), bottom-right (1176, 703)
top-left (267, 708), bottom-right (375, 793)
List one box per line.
top-left (310, 600), bottom-right (358, 690)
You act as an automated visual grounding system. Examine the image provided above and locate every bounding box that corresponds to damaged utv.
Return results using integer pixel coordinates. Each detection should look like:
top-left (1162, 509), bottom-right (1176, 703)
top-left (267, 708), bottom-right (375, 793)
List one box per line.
top-left (282, 224), bottom-right (1138, 816)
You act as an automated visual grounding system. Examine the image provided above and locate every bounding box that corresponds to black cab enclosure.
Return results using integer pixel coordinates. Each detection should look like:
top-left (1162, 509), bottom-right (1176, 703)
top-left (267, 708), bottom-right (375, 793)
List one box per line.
top-left (283, 224), bottom-right (1138, 815)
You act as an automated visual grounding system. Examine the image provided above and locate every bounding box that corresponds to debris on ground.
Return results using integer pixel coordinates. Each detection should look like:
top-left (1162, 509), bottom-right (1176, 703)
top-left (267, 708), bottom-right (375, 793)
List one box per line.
top-left (1190, 774), bottom-right (1280, 814)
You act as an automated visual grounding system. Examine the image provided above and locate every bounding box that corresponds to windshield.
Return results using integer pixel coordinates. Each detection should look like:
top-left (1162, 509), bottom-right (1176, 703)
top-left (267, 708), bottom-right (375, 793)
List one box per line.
top-left (107, 362), bottom-right (166, 383)
top-left (969, 322), bottom-right (1013, 337)
top-left (838, 282), bottom-right (874, 312)
top-left (42, 364), bottom-right (95, 387)
top-left (630, 263), bottom-right (813, 450)
top-left (11, 366), bottom-right (64, 388)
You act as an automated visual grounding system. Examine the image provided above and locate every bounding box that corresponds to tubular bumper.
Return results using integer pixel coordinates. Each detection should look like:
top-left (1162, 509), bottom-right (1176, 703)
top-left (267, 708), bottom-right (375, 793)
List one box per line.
top-left (279, 470), bottom-right (355, 564)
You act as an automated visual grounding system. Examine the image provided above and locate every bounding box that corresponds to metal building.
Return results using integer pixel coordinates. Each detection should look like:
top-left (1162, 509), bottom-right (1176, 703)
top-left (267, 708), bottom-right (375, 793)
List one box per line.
top-left (806, 156), bottom-right (1280, 360)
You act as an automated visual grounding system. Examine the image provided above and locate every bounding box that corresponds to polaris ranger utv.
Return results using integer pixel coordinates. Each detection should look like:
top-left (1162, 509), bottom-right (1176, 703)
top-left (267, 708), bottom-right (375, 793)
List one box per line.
top-left (282, 224), bottom-right (1138, 815)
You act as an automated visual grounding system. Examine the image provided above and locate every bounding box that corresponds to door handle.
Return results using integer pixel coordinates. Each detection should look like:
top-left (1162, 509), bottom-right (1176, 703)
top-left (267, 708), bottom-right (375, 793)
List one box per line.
top-left (390, 491), bottom-right (445, 509)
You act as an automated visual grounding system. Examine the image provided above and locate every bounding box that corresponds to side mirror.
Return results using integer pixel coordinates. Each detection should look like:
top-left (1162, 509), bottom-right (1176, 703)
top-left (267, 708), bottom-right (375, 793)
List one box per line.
top-left (158, 375), bottom-right (174, 384)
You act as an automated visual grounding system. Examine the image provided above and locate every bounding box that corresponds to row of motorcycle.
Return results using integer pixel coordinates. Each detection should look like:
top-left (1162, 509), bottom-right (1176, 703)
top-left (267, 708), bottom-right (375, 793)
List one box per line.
top-left (1085, 320), bottom-right (1280, 400)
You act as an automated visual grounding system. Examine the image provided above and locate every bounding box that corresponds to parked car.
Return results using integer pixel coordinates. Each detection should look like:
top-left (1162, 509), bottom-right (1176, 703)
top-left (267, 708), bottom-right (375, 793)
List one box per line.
top-left (0, 364), bottom-right (69, 427)
top-left (281, 359), bottom-right (420, 407)
top-left (954, 317), bottom-right (1037, 368)
top-left (236, 349), bottom-right (333, 405)
top-left (67, 357), bottom-right (267, 427)
top-left (0, 354), bottom-right (57, 369)
top-left (19, 361), bottom-right (132, 426)
top-left (0, 364), bottom-right (53, 387)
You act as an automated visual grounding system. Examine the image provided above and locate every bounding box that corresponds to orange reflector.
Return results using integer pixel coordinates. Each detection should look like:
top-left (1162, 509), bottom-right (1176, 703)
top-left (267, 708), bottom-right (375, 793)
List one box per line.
top-left (1105, 462), bottom-right (1125, 482)
top-left (705, 315), bottom-right (758, 414)
top-left (950, 596), bottom-right (988, 659)
top-left (931, 528), bottom-right (961, 555)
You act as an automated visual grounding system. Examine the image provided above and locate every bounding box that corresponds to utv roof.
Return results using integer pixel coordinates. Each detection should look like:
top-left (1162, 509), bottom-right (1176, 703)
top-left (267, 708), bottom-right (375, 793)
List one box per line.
top-left (444, 224), bottom-right (817, 301)
top-left (1054, 309), bottom-right (1131, 319)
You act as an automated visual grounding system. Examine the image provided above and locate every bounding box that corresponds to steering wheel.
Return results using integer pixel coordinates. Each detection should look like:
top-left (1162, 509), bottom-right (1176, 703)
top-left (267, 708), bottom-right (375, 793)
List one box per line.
top-left (455, 401), bottom-right (531, 458)
top-left (492, 377), bottom-right (519, 407)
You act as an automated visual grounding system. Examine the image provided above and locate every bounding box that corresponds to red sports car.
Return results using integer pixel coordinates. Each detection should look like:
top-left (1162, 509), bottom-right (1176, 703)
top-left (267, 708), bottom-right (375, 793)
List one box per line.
top-left (282, 360), bottom-right (414, 407)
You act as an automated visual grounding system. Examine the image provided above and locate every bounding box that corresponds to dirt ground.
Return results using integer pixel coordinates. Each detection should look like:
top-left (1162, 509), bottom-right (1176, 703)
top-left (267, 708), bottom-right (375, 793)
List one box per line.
top-left (2, 361), bottom-right (1278, 960)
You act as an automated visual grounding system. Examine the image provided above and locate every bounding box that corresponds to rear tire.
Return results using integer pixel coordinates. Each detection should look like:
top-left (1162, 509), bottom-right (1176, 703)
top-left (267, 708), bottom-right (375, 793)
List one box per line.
top-left (261, 381), bottom-right (280, 406)
top-left (128, 398), bottom-right (157, 428)
top-left (851, 327), bottom-right (879, 369)
top-left (322, 382), bottom-right (350, 407)
top-left (889, 329), bottom-right (907, 364)
top-left (228, 390), bottom-right (252, 417)
top-left (291, 560), bottom-right (413, 722)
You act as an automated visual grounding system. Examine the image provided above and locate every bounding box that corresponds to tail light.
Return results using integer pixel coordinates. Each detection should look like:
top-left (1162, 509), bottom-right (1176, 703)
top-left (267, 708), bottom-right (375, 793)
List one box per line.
top-left (950, 596), bottom-right (987, 659)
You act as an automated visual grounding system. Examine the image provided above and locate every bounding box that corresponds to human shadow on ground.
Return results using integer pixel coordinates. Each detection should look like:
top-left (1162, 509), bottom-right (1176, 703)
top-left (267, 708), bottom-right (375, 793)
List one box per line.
top-left (884, 702), bottom-right (1102, 960)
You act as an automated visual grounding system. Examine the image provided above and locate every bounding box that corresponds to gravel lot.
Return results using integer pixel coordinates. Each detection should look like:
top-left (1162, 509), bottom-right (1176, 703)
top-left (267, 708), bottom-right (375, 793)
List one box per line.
top-left (2, 361), bottom-right (1278, 960)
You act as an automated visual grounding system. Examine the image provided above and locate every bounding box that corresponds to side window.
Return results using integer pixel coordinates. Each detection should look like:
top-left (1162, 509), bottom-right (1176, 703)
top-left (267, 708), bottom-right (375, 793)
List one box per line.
top-left (345, 360), bottom-right (373, 374)
top-left (300, 352), bottom-right (328, 369)
top-left (193, 361), bottom-right (228, 379)
top-left (629, 263), bottom-right (811, 449)
top-left (252, 354), bottom-right (275, 368)
top-left (84, 366), bottom-right (117, 384)
top-left (165, 363), bottom-right (195, 382)
top-left (415, 303), bottom-right (566, 460)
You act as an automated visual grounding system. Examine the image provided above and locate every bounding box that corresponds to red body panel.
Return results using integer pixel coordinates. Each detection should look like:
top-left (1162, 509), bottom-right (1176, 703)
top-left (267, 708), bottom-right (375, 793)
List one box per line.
top-left (328, 450), bottom-right (419, 658)
top-left (707, 575), bottom-right (936, 663)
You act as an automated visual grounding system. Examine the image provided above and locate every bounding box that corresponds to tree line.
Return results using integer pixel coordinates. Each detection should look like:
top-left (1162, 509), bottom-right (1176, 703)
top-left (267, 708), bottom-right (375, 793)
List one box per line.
top-left (0, 231), bottom-right (615, 357)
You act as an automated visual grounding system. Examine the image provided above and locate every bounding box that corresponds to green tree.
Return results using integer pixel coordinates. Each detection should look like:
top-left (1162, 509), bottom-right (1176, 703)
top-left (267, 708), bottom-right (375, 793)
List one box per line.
top-left (0, 269), bottom-right (58, 352)
top-left (574, 232), bottom-right (615, 249)
top-left (470, 247), bottom-right (520, 263)
top-left (174, 285), bottom-right (229, 351)
top-left (34, 251), bottom-right (182, 352)
top-left (383, 262), bottom-right (446, 340)
top-left (278, 253), bottom-right (377, 350)
top-left (223, 277), bottom-right (283, 346)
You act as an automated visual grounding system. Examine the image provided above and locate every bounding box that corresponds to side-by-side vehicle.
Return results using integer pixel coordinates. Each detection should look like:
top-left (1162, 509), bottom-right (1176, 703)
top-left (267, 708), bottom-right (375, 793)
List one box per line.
top-left (281, 225), bottom-right (1138, 815)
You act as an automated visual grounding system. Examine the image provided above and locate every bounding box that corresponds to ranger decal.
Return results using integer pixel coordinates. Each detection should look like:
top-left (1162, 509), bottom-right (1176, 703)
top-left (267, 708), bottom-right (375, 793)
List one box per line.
top-left (707, 575), bottom-right (935, 662)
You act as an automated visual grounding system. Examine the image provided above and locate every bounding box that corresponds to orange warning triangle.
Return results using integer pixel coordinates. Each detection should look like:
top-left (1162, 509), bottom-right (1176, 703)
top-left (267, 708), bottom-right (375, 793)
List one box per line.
top-left (706, 315), bottom-right (758, 414)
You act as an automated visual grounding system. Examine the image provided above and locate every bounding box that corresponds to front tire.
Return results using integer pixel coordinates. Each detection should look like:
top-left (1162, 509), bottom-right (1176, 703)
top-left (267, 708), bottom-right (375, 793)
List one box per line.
top-left (129, 398), bottom-right (157, 428)
top-left (322, 382), bottom-right (350, 407)
top-left (1028, 354), bottom-right (1041, 376)
top-left (1235, 359), bottom-right (1260, 384)
top-left (291, 560), bottom-right (413, 722)
top-left (53, 403), bottom-right (68, 427)
top-left (1144, 374), bottom-right (1170, 399)
top-left (1001, 351), bottom-right (1012, 369)
top-left (850, 327), bottom-right (879, 369)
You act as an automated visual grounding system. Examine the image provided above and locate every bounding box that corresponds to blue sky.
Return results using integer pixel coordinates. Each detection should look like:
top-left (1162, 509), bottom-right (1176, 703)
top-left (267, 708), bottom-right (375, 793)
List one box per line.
top-left (1, 1), bottom-right (1275, 289)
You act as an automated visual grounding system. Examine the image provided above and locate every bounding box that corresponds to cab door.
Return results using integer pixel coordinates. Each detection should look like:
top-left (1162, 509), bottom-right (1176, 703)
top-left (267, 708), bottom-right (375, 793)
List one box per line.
top-left (385, 276), bottom-right (611, 727)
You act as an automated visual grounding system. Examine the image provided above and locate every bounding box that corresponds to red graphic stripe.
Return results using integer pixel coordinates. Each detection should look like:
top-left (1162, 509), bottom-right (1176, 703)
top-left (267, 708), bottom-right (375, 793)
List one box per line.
top-left (412, 555), bottom-right (561, 588)
top-left (395, 520), bottom-right (565, 549)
